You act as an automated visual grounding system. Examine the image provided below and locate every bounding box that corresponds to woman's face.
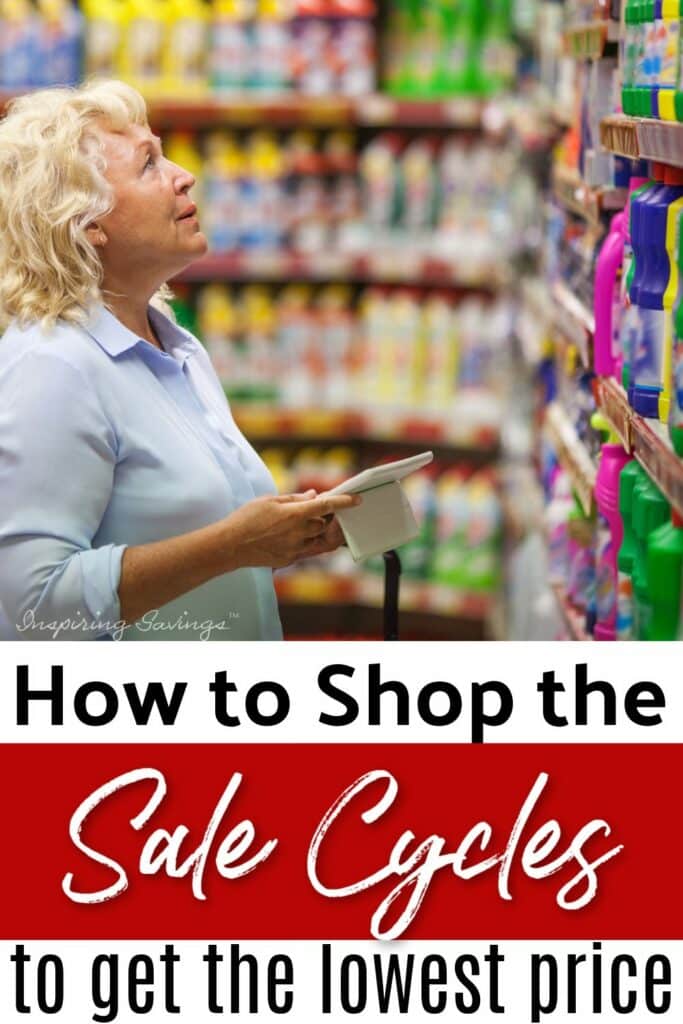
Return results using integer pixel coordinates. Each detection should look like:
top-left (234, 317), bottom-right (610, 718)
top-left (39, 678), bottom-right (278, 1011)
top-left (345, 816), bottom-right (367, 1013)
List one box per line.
top-left (91, 121), bottom-right (207, 287)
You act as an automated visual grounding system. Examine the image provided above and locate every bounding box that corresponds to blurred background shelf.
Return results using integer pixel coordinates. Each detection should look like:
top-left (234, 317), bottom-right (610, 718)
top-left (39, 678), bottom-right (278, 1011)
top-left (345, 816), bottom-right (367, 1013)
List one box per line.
top-left (176, 250), bottom-right (511, 290)
top-left (552, 164), bottom-right (626, 228)
top-left (276, 571), bottom-right (496, 639)
top-left (544, 401), bottom-right (596, 515)
top-left (231, 406), bottom-right (501, 459)
top-left (551, 280), bottom-right (594, 368)
top-left (550, 582), bottom-right (592, 641)
top-left (563, 19), bottom-right (619, 60)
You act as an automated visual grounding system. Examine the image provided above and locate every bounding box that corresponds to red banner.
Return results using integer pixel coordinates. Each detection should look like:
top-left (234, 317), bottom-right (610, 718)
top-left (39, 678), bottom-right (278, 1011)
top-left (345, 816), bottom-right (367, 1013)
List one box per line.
top-left (2, 744), bottom-right (680, 940)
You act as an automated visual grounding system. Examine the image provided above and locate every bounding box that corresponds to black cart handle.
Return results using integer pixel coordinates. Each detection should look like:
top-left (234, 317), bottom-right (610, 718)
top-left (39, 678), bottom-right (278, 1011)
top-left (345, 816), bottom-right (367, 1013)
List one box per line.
top-left (382, 549), bottom-right (402, 641)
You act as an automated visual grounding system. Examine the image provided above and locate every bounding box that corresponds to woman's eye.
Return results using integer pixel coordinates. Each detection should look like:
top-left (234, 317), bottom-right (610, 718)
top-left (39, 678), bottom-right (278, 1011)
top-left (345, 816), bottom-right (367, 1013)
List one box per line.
top-left (144, 154), bottom-right (156, 170)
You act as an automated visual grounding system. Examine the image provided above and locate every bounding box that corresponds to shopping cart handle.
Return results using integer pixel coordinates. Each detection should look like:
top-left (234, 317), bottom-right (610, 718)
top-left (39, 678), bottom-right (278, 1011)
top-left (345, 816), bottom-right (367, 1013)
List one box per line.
top-left (382, 549), bottom-right (402, 641)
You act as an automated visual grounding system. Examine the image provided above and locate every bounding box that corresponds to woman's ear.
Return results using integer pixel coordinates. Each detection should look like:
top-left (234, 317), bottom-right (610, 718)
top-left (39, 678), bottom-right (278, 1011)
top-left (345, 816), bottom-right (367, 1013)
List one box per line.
top-left (85, 222), bottom-right (107, 248)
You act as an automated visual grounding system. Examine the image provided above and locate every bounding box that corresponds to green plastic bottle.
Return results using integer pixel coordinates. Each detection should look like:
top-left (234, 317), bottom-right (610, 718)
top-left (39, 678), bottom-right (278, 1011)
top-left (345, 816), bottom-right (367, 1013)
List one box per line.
top-left (632, 477), bottom-right (670, 638)
top-left (641, 0), bottom-right (657, 117)
top-left (435, 0), bottom-right (465, 97)
top-left (622, 0), bottom-right (638, 115)
top-left (616, 461), bottom-right (648, 639)
top-left (646, 510), bottom-right (683, 637)
top-left (458, 0), bottom-right (488, 96)
top-left (480, 0), bottom-right (512, 96)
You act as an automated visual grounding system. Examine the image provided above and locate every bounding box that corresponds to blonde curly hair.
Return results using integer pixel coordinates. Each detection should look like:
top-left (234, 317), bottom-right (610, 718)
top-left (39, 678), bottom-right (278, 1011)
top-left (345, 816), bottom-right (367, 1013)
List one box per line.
top-left (0, 79), bottom-right (172, 331)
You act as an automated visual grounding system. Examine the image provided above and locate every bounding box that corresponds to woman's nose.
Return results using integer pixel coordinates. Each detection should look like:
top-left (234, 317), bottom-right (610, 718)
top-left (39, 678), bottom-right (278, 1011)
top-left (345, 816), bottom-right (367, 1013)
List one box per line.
top-left (173, 164), bottom-right (195, 193)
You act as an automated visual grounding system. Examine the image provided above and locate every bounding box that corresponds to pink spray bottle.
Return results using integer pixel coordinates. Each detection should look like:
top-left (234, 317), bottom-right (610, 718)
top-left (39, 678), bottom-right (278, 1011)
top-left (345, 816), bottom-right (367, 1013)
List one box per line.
top-left (594, 210), bottom-right (627, 379)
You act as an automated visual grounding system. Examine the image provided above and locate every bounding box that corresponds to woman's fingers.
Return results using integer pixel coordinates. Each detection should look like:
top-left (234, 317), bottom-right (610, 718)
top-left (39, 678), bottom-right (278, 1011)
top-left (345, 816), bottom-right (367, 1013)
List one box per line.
top-left (297, 492), bottom-right (362, 517)
top-left (301, 516), bottom-right (328, 539)
top-left (276, 489), bottom-right (317, 504)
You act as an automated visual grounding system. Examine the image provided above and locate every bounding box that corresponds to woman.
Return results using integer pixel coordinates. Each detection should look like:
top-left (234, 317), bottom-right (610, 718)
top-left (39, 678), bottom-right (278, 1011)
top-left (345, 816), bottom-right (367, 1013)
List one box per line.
top-left (0, 80), bottom-right (359, 641)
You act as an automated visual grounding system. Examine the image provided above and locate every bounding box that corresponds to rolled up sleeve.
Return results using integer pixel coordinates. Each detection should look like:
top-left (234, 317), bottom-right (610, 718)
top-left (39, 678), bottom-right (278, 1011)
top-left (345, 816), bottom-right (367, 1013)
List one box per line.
top-left (0, 350), bottom-right (126, 639)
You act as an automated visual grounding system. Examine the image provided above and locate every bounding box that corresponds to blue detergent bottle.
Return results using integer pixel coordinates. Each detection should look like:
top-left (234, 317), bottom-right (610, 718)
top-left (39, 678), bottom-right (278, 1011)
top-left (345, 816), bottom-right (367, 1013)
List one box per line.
top-left (629, 163), bottom-right (683, 417)
top-left (621, 168), bottom-right (657, 392)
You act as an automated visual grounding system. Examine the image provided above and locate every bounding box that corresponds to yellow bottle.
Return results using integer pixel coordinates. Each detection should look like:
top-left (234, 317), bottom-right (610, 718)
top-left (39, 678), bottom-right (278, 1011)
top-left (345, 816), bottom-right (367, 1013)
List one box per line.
top-left (119, 0), bottom-right (167, 98)
top-left (163, 0), bottom-right (209, 98)
top-left (81, 0), bottom-right (124, 81)
top-left (210, 0), bottom-right (251, 93)
top-left (196, 283), bottom-right (237, 388)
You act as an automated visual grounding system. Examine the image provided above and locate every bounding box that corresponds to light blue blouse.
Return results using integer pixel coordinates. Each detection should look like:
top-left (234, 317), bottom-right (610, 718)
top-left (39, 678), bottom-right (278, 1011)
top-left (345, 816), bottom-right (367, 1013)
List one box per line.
top-left (0, 304), bottom-right (283, 641)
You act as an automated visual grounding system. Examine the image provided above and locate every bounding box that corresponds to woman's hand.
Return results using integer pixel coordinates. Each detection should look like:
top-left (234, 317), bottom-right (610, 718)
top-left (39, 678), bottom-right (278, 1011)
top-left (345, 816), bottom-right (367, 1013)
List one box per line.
top-left (118, 489), bottom-right (360, 625)
top-left (221, 489), bottom-right (361, 570)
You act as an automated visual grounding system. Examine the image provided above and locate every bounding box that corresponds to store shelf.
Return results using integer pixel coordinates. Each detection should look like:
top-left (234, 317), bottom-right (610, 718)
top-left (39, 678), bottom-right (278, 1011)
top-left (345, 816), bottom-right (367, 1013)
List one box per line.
top-left (552, 164), bottom-right (627, 227)
top-left (596, 377), bottom-right (683, 516)
top-left (563, 19), bottom-right (620, 60)
top-left (275, 570), bottom-right (496, 622)
top-left (544, 401), bottom-right (597, 514)
top-left (0, 90), bottom-right (514, 131)
top-left (601, 113), bottom-right (683, 168)
top-left (594, 376), bottom-right (632, 449)
top-left (176, 249), bottom-right (510, 289)
top-left (551, 279), bottom-right (594, 367)
top-left (231, 405), bottom-right (501, 454)
top-left (550, 582), bottom-right (592, 640)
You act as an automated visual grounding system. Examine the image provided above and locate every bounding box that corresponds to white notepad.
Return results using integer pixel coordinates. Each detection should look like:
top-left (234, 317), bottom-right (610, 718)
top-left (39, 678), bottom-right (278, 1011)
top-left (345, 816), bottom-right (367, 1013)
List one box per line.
top-left (326, 451), bottom-right (434, 561)
top-left (327, 451), bottom-right (435, 496)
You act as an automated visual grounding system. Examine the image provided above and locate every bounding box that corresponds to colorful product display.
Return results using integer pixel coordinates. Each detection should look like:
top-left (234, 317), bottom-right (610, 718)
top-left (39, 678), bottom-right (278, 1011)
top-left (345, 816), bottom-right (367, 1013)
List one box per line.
top-left (0, 0), bottom-right (377, 95)
top-left (383, 0), bottom-right (516, 99)
top-left (262, 446), bottom-right (502, 595)
top-left (161, 128), bottom-right (528, 266)
top-left (190, 282), bottom-right (510, 416)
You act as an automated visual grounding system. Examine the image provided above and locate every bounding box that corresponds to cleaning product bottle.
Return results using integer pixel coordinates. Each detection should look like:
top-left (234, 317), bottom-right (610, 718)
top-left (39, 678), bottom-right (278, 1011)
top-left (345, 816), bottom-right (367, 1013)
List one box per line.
top-left (628, 164), bottom-right (683, 418)
top-left (594, 211), bottom-right (627, 378)
top-left (461, 470), bottom-right (502, 593)
top-left (196, 283), bottom-right (238, 389)
top-left (163, 0), bottom-right (208, 98)
top-left (430, 467), bottom-right (471, 589)
top-left (210, 0), bottom-right (251, 93)
top-left (616, 460), bottom-right (647, 639)
top-left (622, 0), bottom-right (641, 114)
top-left (460, 0), bottom-right (488, 96)
top-left (410, 0), bottom-right (441, 98)
top-left (675, 0), bottom-right (683, 120)
top-left (632, 476), bottom-right (670, 638)
top-left (422, 293), bottom-right (459, 412)
top-left (435, 0), bottom-right (465, 97)
top-left (592, 413), bottom-right (633, 640)
top-left (203, 132), bottom-right (243, 252)
top-left (252, 0), bottom-right (292, 93)
top-left (82, 0), bottom-right (123, 80)
top-left (646, 509), bottom-right (683, 637)
top-left (383, 0), bottom-right (414, 96)
top-left (642, 0), bottom-right (658, 116)
top-left (36, 0), bottom-right (83, 86)
top-left (119, 0), bottom-right (167, 97)
top-left (0, 0), bottom-right (39, 88)
top-left (240, 131), bottom-right (285, 249)
top-left (480, 0), bottom-right (512, 97)
top-left (619, 165), bottom-right (653, 391)
top-left (659, 166), bottom-right (683, 422)
top-left (669, 181), bottom-right (683, 450)
top-left (656, 0), bottom-right (680, 118)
